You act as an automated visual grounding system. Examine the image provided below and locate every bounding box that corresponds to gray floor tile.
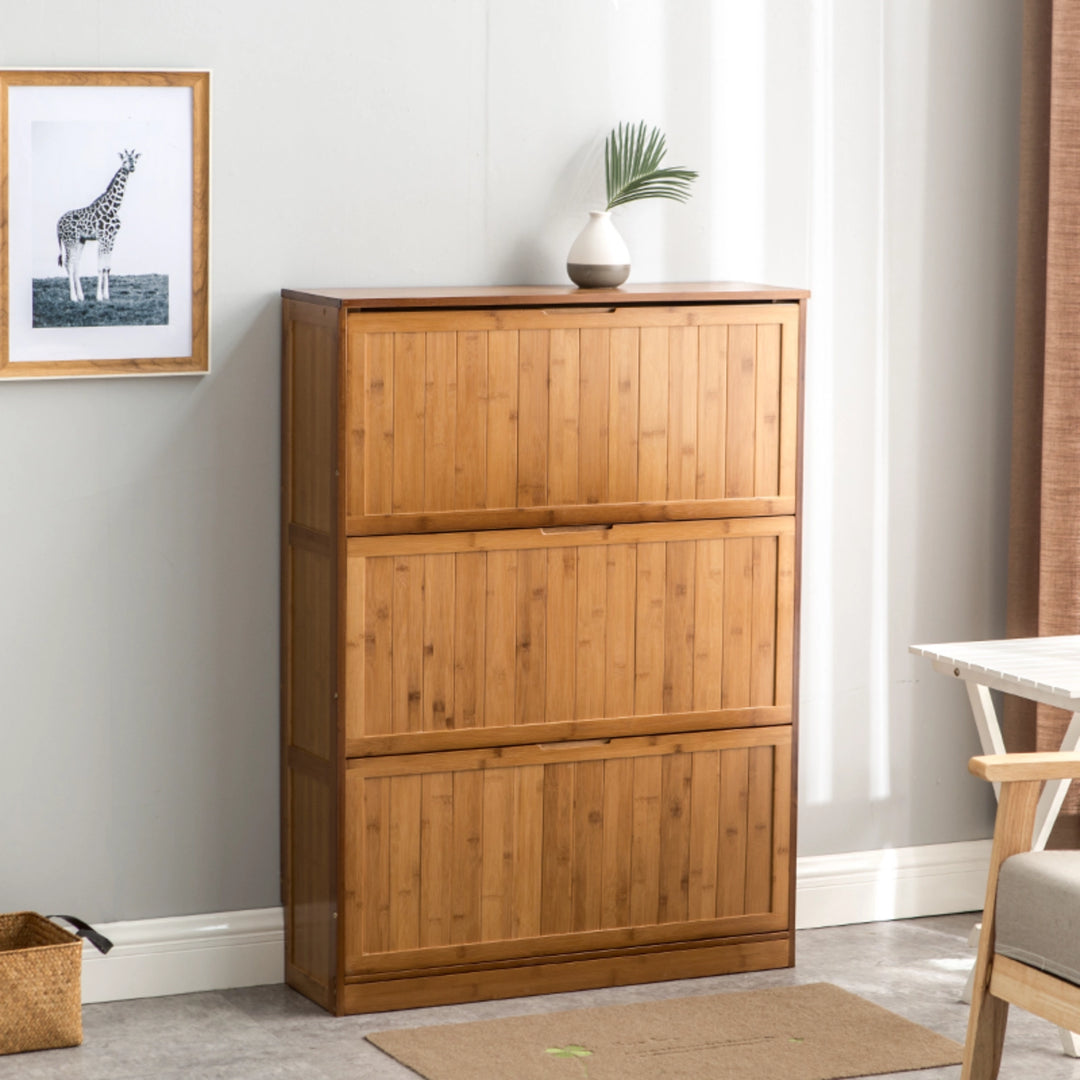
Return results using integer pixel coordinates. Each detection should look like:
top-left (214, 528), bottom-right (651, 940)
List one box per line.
top-left (3, 915), bottom-right (1080, 1079)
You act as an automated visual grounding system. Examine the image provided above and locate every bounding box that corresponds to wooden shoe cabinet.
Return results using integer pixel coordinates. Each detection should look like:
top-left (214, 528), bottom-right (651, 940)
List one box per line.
top-left (280, 283), bottom-right (807, 1014)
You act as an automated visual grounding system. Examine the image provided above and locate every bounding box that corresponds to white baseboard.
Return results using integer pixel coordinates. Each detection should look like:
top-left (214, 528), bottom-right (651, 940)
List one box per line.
top-left (794, 838), bottom-right (991, 929)
top-left (79, 840), bottom-right (990, 1003)
top-left (81, 907), bottom-right (284, 1004)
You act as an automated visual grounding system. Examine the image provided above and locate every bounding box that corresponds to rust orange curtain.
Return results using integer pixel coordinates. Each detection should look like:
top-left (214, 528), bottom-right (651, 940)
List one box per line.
top-left (1006, 0), bottom-right (1080, 841)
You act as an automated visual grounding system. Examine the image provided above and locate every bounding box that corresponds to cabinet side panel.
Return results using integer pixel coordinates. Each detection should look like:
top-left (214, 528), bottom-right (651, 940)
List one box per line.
top-left (282, 299), bottom-right (341, 1011)
top-left (288, 320), bottom-right (336, 533)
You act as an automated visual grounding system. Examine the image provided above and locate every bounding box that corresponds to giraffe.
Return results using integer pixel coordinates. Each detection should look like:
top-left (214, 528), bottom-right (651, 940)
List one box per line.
top-left (56, 149), bottom-right (140, 303)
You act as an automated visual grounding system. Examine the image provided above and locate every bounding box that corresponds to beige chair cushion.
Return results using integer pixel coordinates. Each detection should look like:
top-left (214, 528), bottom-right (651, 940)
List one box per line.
top-left (996, 850), bottom-right (1080, 987)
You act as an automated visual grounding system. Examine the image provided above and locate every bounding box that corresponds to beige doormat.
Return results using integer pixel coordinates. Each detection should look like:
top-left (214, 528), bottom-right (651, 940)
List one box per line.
top-left (367, 982), bottom-right (963, 1080)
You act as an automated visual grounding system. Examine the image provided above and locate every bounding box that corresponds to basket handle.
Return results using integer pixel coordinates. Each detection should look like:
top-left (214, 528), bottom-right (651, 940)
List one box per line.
top-left (49, 914), bottom-right (114, 955)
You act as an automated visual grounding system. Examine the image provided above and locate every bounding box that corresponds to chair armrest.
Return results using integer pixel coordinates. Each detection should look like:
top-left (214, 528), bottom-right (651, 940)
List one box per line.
top-left (970, 752), bottom-right (1080, 783)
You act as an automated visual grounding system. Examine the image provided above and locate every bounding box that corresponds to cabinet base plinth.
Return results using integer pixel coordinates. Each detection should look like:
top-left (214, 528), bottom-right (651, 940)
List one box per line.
top-left (330, 934), bottom-right (792, 1015)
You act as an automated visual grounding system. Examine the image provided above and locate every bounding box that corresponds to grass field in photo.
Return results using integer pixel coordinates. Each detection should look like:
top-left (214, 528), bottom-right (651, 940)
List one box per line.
top-left (32, 274), bottom-right (169, 328)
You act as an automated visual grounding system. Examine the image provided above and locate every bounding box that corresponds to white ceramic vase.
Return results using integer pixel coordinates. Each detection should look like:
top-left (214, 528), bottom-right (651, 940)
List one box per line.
top-left (566, 210), bottom-right (631, 288)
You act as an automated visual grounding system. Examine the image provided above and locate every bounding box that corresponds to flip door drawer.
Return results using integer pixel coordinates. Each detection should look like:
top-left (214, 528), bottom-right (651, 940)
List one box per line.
top-left (344, 518), bottom-right (795, 755)
top-left (342, 725), bottom-right (792, 977)
top-left (344, 303), bottom-right (800, 534)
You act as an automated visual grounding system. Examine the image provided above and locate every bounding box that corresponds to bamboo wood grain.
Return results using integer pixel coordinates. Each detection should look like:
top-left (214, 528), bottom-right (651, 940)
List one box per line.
top-left (345, 302), bottom-right (799, 335)
top-left (424, 333), bottom-right (457, 512)
top-left (578, 329), bottom-right (611, 506)
top-left (667, 326), bottom-right (699, 499)
top-left (970, 752), bottom-right (1080, 781)
top-left (391, 334), bottom-right (425, 513)
top-left (344, 497), bottom-right (797, 536)
top-left (345, 705), bottom-right (792, 758)
top-left (455, 332), bottom-right (488, 509)
top-left (697, 324), bottom-right (727, 499)
top-left (486, 332), bottom-right (518, 508)
top-left (600, 757), bottom-right (634, 929)
top-left (419, 772), bottom-right (453, 948)
top-left (548, 329), bottom-right (580, 505)
top-left (288, 282), bottom-right (809, 307)
top-left (638, 327), bottom-right (670, 501)
top-left (755, 324), bottom-right (782, 496)
top-left (516, 331), bottom-right (549, 507)
top-left (340, 936), bottom-right (792, 1014)
top-left (284, 287), bottom-right (803, 1016)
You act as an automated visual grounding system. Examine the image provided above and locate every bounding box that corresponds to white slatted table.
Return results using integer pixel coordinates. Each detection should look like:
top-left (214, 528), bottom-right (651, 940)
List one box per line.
top-left (911, 635), bottom-right (1080, 1056)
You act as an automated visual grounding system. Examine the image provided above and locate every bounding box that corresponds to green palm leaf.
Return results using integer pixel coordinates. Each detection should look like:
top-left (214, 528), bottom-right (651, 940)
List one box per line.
top-left (605, 121), bottom-right (698, 210)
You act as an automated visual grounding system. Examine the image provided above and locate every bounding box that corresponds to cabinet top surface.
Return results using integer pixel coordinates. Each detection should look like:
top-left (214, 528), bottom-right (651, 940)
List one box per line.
top-left (281, 282), bottom-right (810, 310)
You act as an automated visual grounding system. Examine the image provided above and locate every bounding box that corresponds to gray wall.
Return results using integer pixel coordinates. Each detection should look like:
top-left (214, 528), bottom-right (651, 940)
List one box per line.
top-left (0, 0), bottom-right (1019, 923)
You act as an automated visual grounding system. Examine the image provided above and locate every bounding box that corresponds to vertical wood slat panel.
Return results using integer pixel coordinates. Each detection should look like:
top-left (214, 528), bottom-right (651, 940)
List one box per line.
top-left (775, 531), bottom-right (796, 707)
top-left (638, 327), bottom-right (669, 502)
top-left (548, 329), bottom-right (580, 505)
top-left (605, 545), bottom-right (637, 718)
top-left (600, 757), bottom-right (634, 929)
top-left (667, 327), bottom-right (699, 499)
top-left (541, 762), bottom-right (575, 935)
top-left (634, 543), bottom-right (667, 716)
top-left (450, 771), bottom-right (484, 944)
top-left (576, 546), bottom-right (608, 720)
top-left (362, 776), bottom-right (391, 954)
top-left (515, 550), bottom-right (548, 725)
top-left (486, 331), bottom-right (519, 509)
top-left (424, 332), bottom-right (457, 511)
top-left (345, 340), bottom-right (365, 519)
top-left (454, 553), bottom-right (486, 728)
top-left (754, 324), bottom-right (782, 497)
top-left (480, 769), bottom-right (515, 942)
top-left (751, 537), bottom-right (778, 706)
top-left (687, 750), bottom-right (721, 920)
top-left (630, 755), bottom-right (662, 926)
top-left (546, 548), bottom-right (578, 723)
top-left (364, 557), bottom-right (393, 736)
top-left (348, 728), bottom-right (787, 961)
top-left (517, 331), bottom-right (549, 507)
top-left (362, 332), bottom-right (395, 517)
top-left (455, 331), bottom-right (488, 509)
top-left (692, 539), bottom-right (725, 711)
top-left (485, 550), bottom-right (517, 726)
top-left (717, 748), bottom-right (750, 917)
top-left (578, 329), bottom-right (610, 505)
top-left (345, 556), bottom-right (366, 744)
top-left (608, 328), bottom-right (640, 502)
top-left (722, 538), bottom-right (754, 709)
top-left (289, 325), bottom-right (335, 532)
top-left (778, 312), bottom-right (800, 497)
top-left (657, 753), bottom-right (692, 923)
top-left (424, 554), bottom-right (456, 729)
top-left (513, 765), bottom-right (545, 939)
top-left (388, 775), bottom-right (422, 951)
top-left (663, 541), bottom-right (696, 713)
top-left (571, 760), bottom-right (605, 932)
top-left (391, 555), bottom-right (424, 734)
top-left (725, 324), bottom-right (757, 499)
top-left (744, 745), bottom-right (775, 913)
top-left (419, 772), bottom-right (454, 948)
top-left (350, 306), bottom-right (799, 525)
top-left (392, 333), bottom-right (426, 512)
top-left (696, 325), bottom-right (728, 499)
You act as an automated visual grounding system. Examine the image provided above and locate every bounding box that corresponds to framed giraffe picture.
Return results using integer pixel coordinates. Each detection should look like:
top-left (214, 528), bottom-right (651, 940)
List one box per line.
top-left (0, 69), bottom-right (209, 379)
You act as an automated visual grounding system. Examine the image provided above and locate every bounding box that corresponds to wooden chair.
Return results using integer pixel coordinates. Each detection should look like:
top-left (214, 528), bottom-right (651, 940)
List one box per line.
top-left (963, 752), bottom-right (1080, 1079)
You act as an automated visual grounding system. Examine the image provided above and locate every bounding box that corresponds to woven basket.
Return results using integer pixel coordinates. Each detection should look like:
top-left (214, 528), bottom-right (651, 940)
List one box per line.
top-left (0, 912), bottom-right (83, 1055)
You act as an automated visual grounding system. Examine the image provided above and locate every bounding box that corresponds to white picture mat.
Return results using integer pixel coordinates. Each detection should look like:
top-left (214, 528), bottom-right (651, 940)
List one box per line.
top-left (7, 84), bottom-right (194, 363)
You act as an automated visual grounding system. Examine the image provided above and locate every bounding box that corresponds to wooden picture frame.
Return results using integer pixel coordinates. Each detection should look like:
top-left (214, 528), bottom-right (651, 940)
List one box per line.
top-left (0, 69), bottom-right (209, 379)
